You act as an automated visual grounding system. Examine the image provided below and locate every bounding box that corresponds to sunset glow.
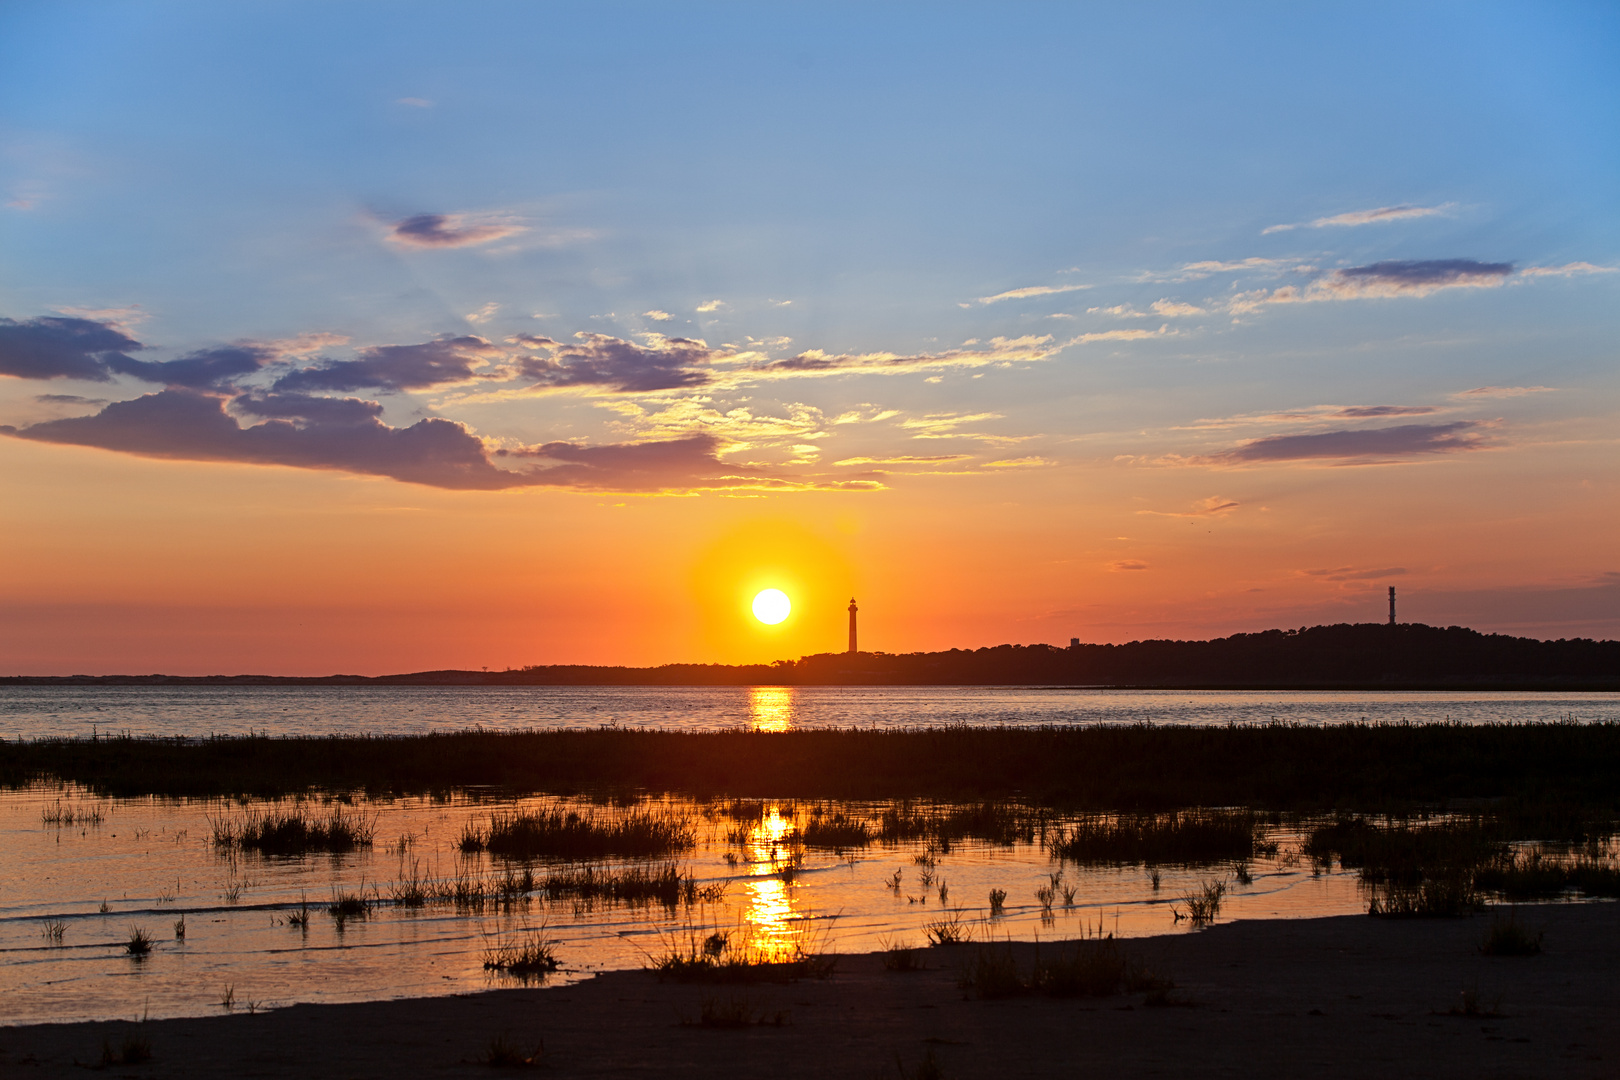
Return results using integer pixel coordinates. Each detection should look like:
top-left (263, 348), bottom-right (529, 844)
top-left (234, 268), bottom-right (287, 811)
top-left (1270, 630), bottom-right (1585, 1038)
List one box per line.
top-left (0, 6), bottom-right (1615, 675)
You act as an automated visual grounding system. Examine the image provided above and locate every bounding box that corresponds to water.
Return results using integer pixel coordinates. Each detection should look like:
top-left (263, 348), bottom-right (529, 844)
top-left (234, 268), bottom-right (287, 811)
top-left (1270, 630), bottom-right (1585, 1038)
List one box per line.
top-left (0, 784), bottom-right (1369, 1026)
top-left (1, 684), bottom-right (1614, 740)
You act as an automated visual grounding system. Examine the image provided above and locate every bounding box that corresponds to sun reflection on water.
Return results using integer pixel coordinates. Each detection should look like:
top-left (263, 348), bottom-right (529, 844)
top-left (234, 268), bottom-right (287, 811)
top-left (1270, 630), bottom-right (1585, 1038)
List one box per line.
top-left (743, 804), bottom-right (803, 960)
top-left (748, 687), bottom-right (796, 732)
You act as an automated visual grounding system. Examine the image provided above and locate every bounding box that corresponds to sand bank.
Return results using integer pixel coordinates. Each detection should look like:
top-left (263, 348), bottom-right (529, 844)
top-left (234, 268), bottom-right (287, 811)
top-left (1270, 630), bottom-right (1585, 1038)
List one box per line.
top-left (3, 903), bottom-right (1614, 1078)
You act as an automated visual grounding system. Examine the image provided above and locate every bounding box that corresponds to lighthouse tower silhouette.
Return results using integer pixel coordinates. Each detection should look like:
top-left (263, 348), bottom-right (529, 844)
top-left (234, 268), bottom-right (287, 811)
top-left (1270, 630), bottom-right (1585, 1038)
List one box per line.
top-left (847, 598), bottom-right (859, 655)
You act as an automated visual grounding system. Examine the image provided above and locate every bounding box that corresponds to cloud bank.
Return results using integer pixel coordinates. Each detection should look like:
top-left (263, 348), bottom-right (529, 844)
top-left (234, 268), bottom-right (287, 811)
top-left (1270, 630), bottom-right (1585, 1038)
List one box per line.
top-left (387, 213), bottom-right (524, 249)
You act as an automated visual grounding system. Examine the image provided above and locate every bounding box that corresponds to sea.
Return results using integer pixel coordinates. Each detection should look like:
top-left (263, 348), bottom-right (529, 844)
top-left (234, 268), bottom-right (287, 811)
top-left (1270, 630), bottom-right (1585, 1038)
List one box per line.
top-left (2, 684), bottom-right (1616, 741)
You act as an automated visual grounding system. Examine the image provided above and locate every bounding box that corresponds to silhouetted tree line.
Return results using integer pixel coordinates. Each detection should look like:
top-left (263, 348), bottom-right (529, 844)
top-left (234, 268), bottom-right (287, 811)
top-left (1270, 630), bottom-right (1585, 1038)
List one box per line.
top-left (6, 622), bottom-right (1616, 687)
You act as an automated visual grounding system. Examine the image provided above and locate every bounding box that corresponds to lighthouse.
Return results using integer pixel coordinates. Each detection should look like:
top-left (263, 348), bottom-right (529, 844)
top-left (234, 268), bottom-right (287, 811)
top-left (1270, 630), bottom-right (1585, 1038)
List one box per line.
top-left (847, 597), bottom-right (858, 655)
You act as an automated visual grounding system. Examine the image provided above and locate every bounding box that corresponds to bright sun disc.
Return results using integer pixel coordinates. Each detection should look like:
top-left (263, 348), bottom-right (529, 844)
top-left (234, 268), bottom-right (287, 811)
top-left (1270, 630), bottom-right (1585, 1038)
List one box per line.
top-left (752, 588), bottom-right (791, 624)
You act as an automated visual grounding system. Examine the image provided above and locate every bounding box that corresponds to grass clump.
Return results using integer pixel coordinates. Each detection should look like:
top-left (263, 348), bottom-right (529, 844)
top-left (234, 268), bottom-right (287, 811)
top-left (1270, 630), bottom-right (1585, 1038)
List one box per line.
top-left (100, 1034), bottom-right (152, 1066)
top-left (961, 937), bottom-right (1168, 999)
top-left (482, 928), bottom-right (561, 979)
top-left (651, 922), bottom-right (834, 983)
top-left (460, 807), bottom-right (695, 860)
top-left (537, 863), bottom-right (717, 909)
top-left (682, 996), bottom-right (789, 1028)
top-left (1050, 810), bottom-right (1259, 866)
top-left (1367, 875), bottom-right (1483, 917)
top-left (923, 910), bottom-right (972, 946)
top-left (42, 800), bottom-right (105, 826)
top-left (1480, 914), bottom-right (1543, 956)
top-left (801, 809), bottom-right (873, 849)
top-left (328, 887), bottom-right (371, 921)
top-left (42, 918), bottom-right (66, 944)
top-left (1473, 849), bottom-right (1620, 900)
top-left (209, 805), bottom-right (376, 855)
top-left (481, 1033), bottom-right (543, 1068)
top-left (879, 935), bottom-right (923, 971)
top-left (1176, 880), bottom-right (1226, 925)
top-left (124, 926), bottom-right (153, 956)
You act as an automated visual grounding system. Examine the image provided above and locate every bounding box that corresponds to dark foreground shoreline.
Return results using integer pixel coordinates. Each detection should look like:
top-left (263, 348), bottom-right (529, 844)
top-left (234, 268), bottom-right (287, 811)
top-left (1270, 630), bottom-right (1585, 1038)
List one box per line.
top-left (3, 904), bottom-right (1613, 1079)
top-left (6, 723), bottom-right (1618, 808)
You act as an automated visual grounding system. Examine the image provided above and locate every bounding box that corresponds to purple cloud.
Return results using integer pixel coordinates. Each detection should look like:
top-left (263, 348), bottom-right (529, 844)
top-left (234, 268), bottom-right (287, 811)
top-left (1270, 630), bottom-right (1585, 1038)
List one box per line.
top-left (273, 337), bottom-right (501, 393)
top-left (516, 333), bottom-right (716, 393)
top-left (1217, 421), bottom-right (1487, 463)
top-left (0, 316), bottom-right (144, 381)
top-left (112, 344), bottom-right (276, 389)
top-left (1332, 405), bottom-right (1440, 418)
top-left (387, 213), bottom-right (523, 249)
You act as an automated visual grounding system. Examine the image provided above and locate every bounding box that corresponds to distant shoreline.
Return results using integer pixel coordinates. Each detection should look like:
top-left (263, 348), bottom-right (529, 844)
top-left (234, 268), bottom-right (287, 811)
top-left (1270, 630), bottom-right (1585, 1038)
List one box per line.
top-left (3, 619), bottom-right (1616, 690)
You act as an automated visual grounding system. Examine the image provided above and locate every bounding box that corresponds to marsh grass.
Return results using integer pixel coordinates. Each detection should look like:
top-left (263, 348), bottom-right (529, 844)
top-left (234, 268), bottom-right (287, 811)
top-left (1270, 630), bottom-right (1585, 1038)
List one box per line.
top-left (923, 910), bottom-right (972, 946)
top-left (172, 915), bottom-right (185, 941)
top-left (124, 926), bottom-right (153, 957)
top-left (1480, 914), bottom-right (1543, 956)
top-left (987, 888), bottom-right (1006, 916)
top-left (650, 919), bottom-right (835, 983)
top-left (41, 800), bottom-right (105, 826)
top-left (878, 934), bottom-right (923, 971)
top-left (208, 805), bottom-right (376, 855)
top-left (800, 808), bottom-right (873, 848)
top-left (99, 1034), bottom-right (152, 1066)
top-left (1474, 849), bottom-right (1620, 900)
top-left (42, 918), bottom-right (65, 944)
top-left (460, 807), bottom-right (695, 860)
top-left (481, 927), bottom-right (561, 978)
top-left (961, 937), bottom-right (1168, 999)
top-left (1367, 875), bottom-right (1483, 917)
top-left (328, 887), bottom-right (372, 921)
top-left (1176, 880), bottom-right (1226, 925)
top-left (1050, 810), bottom-right (1259, 866)
top-left (681, 996), bottom-right (789, 1028)
top-left (481, 1033), bottom-right (543, 1068)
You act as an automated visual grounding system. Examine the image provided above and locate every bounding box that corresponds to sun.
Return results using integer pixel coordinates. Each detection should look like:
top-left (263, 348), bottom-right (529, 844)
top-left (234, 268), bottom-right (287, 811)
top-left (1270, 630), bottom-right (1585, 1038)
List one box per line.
top-left (752, 588), bottom-right (791, 625)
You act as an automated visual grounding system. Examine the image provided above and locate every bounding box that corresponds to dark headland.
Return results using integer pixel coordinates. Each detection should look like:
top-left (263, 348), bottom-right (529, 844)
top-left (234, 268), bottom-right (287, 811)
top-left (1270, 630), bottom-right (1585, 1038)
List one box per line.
top-left (5, 622), bottom-right (1617, 689)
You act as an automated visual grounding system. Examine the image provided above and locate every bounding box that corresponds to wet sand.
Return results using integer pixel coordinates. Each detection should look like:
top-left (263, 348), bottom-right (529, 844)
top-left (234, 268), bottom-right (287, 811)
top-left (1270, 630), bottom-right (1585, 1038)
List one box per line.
top-left (3, 903), bottom-right (1614, 1079)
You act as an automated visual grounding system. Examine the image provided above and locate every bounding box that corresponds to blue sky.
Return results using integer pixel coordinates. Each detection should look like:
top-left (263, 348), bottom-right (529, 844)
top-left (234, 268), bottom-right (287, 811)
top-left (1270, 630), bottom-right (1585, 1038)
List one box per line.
top-left (1, 2), bottom-right (1617, 670)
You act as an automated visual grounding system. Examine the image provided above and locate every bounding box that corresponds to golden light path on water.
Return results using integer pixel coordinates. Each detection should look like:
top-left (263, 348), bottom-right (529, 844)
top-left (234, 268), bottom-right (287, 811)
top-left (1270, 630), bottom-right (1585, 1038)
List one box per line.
top-left (744, 806), bottom-right (802, 962)
top-left (748, 686), bottom-right (795, 732)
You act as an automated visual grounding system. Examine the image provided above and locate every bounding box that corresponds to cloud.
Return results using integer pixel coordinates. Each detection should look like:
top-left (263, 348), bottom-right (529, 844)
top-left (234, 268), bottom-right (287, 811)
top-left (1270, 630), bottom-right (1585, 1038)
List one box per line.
top-left (899, 412), bottom-right (1004, 439)
top-left (53, 305), bottom-right (148, 332)
top-left (1171, 257), bottom-right (1282, 280)
top-left (1087, 304), bottom-right (1148, 319)
top-left (1230, 259), bottom-right (1515, 313)
top-left (642, 310), bottom-right (674, 322)
top-left (983, 456), bottom-right (1054, 468)
top-left (1063, 327), bottom-right (1171, 346)
top-left (1150, 299), bottom-right (1204, 317)
top-left (1517, 262), bottom-right (1618, 278)
top-left (695, 299), bottom-right (725, 313)
top-left (513, 333), bottom-right (718, 394)
top-left (274, 336), bottom-right (502, 393)
top-left (465, 303), bottom-right (500, 324)
top-left (598, 397), bottom-right (831, 453)
top-left (832, 454), bottom-right (971, 466)
top-left (3, 389), bottom-right (874, 494)
top-left (1138, 496), bottom-right (1240, 517)
top-left (114, 344), bottom-right (278, 389)
top-left (1301, 566), bottom-right (1407, 582)
top-left (0, 316), bottom-right (144, 381)
top-left (976, 283), bottom-right (1091, 304)
top-left (1262, 203), bottom-right (1453, 234)
top-left (1451, 385), bottom-right (1554, 399)
top-left (1109, 560), bottom-right (1149, 571)
top-left (386, 213), bottom-right (524, 249)
top-left (1212, 421), bottom-right (1488, 464)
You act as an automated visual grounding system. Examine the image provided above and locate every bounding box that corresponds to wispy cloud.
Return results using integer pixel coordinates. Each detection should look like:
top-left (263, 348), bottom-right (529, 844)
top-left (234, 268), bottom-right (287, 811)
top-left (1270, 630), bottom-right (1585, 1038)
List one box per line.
top-left (1176, 403), bottom-right (1444, 431)
top-left (1301, 566), bottom-right (1407, 581)
top-left (976, 283), bottom-right (1091, 304)
top-left (1451, 385), bottom-right (1555, 399)
top-left (1138, 495), bottom-right (1240, 517)
top-left (695, 299), bottom-right (725, 313)
top-left (1063, 327), bottom-right (1172, 346)
top-left (1517, 262), bottom-right (1618, 278)
top-left (642, 310), bottom-right (674, 322)
top-left (1150, 299), bottom-right (1204, 317)
top-left (1210, 421), bottom-right (1488, 464)
top-left (386, 212), bottom-right (525, 249)
top-left (465, 302), bottom-right (500, 324)
top-left (832, 453), bottom-right (970, 466)
top-left (1231, 258), bottom-right (1515, 313)
top-left (1262, 203), bottom-right (1453, 235)
top-left (900, 412), bottom-right (1005, 440)
top-left (983, 456), bottom-right (1054, 468)
top-left (1109, 559), bottom-right (1149, 571)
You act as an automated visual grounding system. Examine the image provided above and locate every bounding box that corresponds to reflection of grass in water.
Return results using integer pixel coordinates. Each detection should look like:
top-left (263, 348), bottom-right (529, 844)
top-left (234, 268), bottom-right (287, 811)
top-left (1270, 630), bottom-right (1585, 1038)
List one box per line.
top-left (41, 799), bottom-right (105, 826)
top-left (1176, 880), bottom-right (1227, 925)
top-left (459, 808), bottom-right (695, 860)
top-left (1475, 849), bottom-right (1620, 899)
top-left (1367, 876), bottom-right (1483, 918)
top-left (209, 805), bottom-right (376, 855)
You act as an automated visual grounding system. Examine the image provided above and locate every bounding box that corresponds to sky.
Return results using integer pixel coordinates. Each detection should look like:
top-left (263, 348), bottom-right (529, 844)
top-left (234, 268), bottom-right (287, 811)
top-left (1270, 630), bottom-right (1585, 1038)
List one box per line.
top-left (1, 1), bottom-right (1617, 674)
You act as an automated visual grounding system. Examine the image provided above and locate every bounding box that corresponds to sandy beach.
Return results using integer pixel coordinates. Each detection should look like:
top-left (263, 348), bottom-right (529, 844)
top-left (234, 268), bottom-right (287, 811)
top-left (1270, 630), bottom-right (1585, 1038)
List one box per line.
top-left (3, 902), bottom-right (1613, 1079)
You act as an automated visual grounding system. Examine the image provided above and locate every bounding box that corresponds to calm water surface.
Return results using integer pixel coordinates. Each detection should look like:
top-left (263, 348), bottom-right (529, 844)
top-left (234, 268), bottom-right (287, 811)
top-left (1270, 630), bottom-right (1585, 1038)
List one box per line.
top-left (0, 784), bottom-right (1371, 1026)
top-left (1, 684), bottom-right (1614, 740)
